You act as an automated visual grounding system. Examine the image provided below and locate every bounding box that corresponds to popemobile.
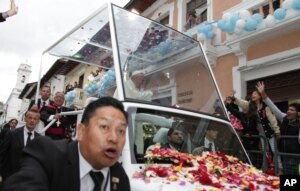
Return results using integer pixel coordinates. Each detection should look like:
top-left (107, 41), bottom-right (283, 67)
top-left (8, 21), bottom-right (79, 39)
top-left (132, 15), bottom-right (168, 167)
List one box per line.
top-left (39, 3), bottom-right (279, 191)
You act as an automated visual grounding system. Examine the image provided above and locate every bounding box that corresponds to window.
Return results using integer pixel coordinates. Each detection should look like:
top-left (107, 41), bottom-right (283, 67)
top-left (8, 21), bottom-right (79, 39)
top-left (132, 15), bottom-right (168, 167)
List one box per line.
top-left (186, 0), bottom-right (207, 20)
top-left (21, 75), bottom-right (25, 83)
top-left (253, 0), bottom-right (280, 18)
top-left (160, 15), bottom-right (169, 25)
top-left (128, 107), bottom-right (249, 164)
top-left (78, 74), bottom-right (84, 89)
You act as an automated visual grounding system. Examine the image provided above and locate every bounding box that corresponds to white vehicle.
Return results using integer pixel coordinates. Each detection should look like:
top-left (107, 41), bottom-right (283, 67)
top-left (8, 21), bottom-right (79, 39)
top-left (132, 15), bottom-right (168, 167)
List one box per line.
top-left (41, 4), bottom-right (279, 191)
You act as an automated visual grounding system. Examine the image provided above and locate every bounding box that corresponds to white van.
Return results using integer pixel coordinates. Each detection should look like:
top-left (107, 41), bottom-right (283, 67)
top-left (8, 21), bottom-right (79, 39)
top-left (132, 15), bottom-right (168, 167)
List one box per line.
top-left (43, 4), bottom-right (279, 190)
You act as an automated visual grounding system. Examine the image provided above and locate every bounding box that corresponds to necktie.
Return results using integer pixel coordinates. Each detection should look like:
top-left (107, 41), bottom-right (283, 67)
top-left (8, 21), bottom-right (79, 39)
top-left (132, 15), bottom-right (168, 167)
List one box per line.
top-left (208, 142), bottom-right (213, 151)
top-left (26, 132), bottom-right (32, 146)
top-left (42, 101), bottom-right (46, 107)
top-left (89, 171), bottom-right (104, 191)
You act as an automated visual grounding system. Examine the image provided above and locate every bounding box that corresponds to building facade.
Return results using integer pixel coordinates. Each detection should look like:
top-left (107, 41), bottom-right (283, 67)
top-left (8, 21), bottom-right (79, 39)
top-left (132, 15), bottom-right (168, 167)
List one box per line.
top-left (126, 0), bottom-right (300, 107)
top-left (1, 62), bottom-right (31, 124)
top-left (17, 0), bottom-right (299, 114)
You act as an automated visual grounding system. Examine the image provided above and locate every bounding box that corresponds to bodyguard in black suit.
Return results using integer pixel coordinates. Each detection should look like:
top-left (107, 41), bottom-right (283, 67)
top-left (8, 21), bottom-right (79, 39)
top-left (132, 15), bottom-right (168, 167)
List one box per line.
top-left (0, 110), bottom-right (40, 183)
top-left (3, 97), bottom-right (131, 191)
top-left (192, 125), bottom-right (220, 155)
top-left (28, 85), bottom-right (54, 111)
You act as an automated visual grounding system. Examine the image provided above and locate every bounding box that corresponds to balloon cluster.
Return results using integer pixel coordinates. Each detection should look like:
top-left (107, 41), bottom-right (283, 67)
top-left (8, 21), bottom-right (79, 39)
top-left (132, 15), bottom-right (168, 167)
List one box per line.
top-left (98, 70), bottom-right (116, 97)
top-left (198, 0), bottom-right (300, 39)
top-left (197, 24), bottom-right (215, 40)
top-left (140, 37), bottom-right (190, 59)
top-left (283, 0), bottom-right (300, 11)
top-left (217, 10), bottom-right (264, 35)
top-left (84, 80), bottom-right (98, 97)
top-left (65, 90), bottom-right (76, 106)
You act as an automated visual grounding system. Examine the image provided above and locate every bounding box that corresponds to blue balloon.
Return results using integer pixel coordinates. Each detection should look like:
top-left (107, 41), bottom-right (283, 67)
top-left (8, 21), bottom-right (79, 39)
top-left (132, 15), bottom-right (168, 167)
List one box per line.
top-left (159, 41), bottom-right (172, 56)
top-left (274, 8), bottom-right (287, 20)
top-left (224, 21), bottom-right (235, 33)
top-left (197, 25), bottom-right (211, 34)
top-left (87, 87), bottom-right (93, 94)
top-left (98, 70), bottom-right (116, 97)
top-left (64, 94), bottom-right (69, 101)
top-left (292, 0), bottom-right (300, 10)
top-left (230, 13), bottom-right (240, 27)
top-left (217, 19), bottom-right (227, 30)
top-left (244, 18), bottom-right (258, 31)
top-left (252, 13), bottom-right (263, 23)
top-left (203, 24), bottom-right (212, 33)
top-left (197, 26), bottom-right (204, 33)
top-left (205, 31), bottom-right (215, 39)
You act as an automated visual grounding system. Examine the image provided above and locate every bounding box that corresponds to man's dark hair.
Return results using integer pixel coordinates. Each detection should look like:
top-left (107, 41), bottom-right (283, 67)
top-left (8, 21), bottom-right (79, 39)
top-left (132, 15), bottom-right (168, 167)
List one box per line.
top-left (41, 85), bottom-right (50, 90)
top-left (81, 97), bottom-right (127, 125)
top-left (167, 127), bottom-right (175, 136)
top-left (8, 118), bottom-right (18, 124)
top-left (25, 109), bottom-right (40, 117)
top-left (289, 103), bottom-right (300, 113)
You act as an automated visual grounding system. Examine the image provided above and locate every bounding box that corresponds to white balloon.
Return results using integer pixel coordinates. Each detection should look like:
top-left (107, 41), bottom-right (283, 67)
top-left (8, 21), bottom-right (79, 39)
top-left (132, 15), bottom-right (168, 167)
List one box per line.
top-left (239, 10), bottom-right (251, 20)
top-left (234, 28), bottom-right (243, 35)
top-left (236, 19), bottom-right (246, 29)
top-left (265, 14), bottom-right (276, 28)
top-left (282, 0), bottom-right (292, 10)
top-left (222, 12), bottom-right (232, 21)
top-left (197, 33), bottom-right (206, 41)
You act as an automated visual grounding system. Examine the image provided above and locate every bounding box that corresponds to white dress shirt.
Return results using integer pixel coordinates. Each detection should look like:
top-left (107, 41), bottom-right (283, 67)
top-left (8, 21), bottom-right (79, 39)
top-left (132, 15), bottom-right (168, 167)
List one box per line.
top-left (41, 99), bottom-right (50, 106)
top-left (204, 137), bottom-right (216, 151)
top-left (24, 127), bottom-right (35, 146)
top-left (79, 144), bottom-right (110, 191)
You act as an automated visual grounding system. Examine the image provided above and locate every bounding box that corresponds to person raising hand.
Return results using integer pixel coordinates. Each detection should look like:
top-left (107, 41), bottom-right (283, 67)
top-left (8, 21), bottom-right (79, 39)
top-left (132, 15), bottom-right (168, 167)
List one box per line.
top-left (0, 0), bottom-right (18, 23)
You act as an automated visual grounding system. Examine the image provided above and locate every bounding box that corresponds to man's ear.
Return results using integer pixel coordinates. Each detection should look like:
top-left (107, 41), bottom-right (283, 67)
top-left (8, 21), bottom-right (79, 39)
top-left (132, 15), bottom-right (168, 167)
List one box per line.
top-left (76, 123), bottom-right (85, 141)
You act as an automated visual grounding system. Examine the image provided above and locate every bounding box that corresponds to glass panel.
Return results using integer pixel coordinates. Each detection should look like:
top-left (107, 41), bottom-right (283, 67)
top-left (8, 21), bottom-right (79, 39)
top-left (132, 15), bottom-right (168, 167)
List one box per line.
top-left (112, 6), bottom-right (225, 116)
top-left (49, 5), bottom-right (114, 68)
top-left (48, 5), bottom-right (117, 98)
top-left (128, 107), bottom-right (249, 164)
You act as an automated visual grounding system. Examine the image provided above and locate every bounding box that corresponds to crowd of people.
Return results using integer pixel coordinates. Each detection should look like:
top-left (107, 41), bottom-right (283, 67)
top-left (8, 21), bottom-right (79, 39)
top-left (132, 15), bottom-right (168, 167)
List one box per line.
top-left (0, 78), bottom-right (299, 190)
top-left (225, 81), bottom-right (300, 175)
top-left (0, 93), bottom-right (130, 190)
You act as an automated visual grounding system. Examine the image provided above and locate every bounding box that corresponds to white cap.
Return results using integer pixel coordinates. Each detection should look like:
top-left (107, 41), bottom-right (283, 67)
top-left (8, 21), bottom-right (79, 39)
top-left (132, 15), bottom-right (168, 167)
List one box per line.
top-left (131, 70), bottom-right (145, 77)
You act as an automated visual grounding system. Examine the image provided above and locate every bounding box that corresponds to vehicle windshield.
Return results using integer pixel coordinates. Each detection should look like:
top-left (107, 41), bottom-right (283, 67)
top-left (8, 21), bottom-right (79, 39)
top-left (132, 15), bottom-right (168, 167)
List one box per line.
top-left (127, 106), bottom-right (249, 164)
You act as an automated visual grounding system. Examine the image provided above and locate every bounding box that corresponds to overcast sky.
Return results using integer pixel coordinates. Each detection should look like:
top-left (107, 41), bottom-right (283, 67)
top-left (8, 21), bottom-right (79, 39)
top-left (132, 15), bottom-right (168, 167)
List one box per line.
top-left (0, 0), bottom-right (129, 102)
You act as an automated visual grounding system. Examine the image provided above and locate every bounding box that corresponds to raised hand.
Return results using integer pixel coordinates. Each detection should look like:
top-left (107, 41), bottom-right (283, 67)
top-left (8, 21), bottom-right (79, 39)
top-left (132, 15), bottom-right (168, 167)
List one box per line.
top-left (256, 81), bottom-right (267, 99)
top-left (8, 0), bottom-right (18, 16)
top-left (224, 96), bottom-right (233, 104)
top-left (1, 0), bottom-right (18, 19)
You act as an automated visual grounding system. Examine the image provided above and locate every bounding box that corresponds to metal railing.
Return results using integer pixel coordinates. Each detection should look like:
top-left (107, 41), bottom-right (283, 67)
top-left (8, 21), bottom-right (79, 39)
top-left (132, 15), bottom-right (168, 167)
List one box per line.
top-left (242, 134), bottom-right (300, 175)
top-left (273, 135), bottom-right (300, 175)
top-left (241, 134), bottom-right (268, 172)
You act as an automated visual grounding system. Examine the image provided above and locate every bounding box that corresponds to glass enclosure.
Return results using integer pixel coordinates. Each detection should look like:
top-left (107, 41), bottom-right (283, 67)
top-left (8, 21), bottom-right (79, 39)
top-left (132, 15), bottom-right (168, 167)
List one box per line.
top-left (47, 4), bottom-right (226, 117)
top-left (45, 3), bottom-right (251, 168)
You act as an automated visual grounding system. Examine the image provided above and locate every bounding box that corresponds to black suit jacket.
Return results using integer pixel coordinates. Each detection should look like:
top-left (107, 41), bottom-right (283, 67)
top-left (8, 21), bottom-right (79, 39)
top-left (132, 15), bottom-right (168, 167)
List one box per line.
top-left (3, 136), bottom-right (131, 191)
top-left (0, 126), bottom-right (40, 180)
top-left (28, 99), bottom-right (54, 111)
top-left (0, 14), bottom-right (5, 22)
top-left (198, 137), bottom-right (220, 152)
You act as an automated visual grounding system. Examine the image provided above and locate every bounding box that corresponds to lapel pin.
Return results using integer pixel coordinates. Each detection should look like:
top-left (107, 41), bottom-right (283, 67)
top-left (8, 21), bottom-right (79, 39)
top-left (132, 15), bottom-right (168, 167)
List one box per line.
top-left (112, 177), bottom-right (119, 183)
top-left (112, 177), bottom-right (119, 190)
